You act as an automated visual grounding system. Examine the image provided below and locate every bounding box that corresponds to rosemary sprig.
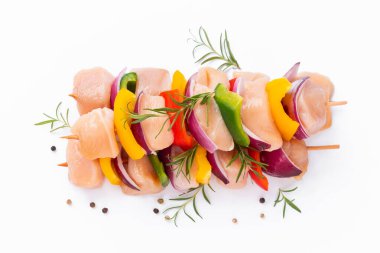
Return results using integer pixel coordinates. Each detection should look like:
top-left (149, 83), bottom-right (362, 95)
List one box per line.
top-left (189, 26), bottom-right (241, 71)
top-left (274, 187), bottom-right (302, 218)
top-left (228, 145), bottom-right (267, 183)
top-left (163, 184), bottom-right (215, 226)
top-left (166, 145), bottom-right (198, 181)
top-left (35, 102), bottom-right (71, 132)
top-left (129, 92), bottom-right (214, 138)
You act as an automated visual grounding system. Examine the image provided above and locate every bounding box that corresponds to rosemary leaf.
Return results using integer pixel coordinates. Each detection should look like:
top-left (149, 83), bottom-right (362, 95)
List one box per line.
top-left (35, 102), bottom-right (71, 132)
top-left (274, 187), bottom-right (302, 218)
top-left (193, 197), bottom-right (202, 219)
top-left (189, 27), bottom-right (241, 71)
top-left (163, 184), bottom-right (214, 226)
top-left (284, 198), bottom-right (302, 213)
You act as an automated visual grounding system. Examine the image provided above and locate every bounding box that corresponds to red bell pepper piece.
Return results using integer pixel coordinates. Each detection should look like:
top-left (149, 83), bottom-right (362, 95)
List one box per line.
top-left (160, 89), bottom-right (196, 150)
top-left (229, 78), bottom-right (237, 91)
top-left (248, 149), bottom-right (269, 191)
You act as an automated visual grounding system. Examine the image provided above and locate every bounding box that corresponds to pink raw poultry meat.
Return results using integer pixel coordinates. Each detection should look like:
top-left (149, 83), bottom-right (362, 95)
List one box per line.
top-left (72, 67), bottom-right (114, 115)
top-left (66, 140), bottom-right (104, 188)
top-left (234, 71), bottom-right (283, 151)
top-left (132, 68), bottom-right (171, 95)
top-left (71, 108), bottom-right (119, 160)
top-left (216, 150), bottom-right (248, 189)
top-left (120, 156), bottom-right (163, 195)
top-left (191, 67), bottom-right (234, 151)
top-left (138, 93), bottom-right (174, 151)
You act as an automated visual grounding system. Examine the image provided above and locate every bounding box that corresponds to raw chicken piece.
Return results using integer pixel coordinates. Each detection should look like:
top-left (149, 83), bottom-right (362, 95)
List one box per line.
top-left (72, 67), bottom-right (114, 115)
top-left (132, 68), bottom-right (171, 95)
top-left (298, 72), bottom-right (334, 130)
top-left (282, 139), bottom-right (309, 179)
top-left (233, 71), bottom-right (268, 81)
top-left (193, 84), bottom-right (234, 151)
top-left (237, 73), bottom-right (283, 151)
top-left (139, 93), bottom-right (174, 151)
top-left (169, 146), bottom-right (198, 191)
top-left (71, 108), bottom-right (119, 160)
top-left (295, 81), bottom-right (328, 135)
top-left (216, 150), bottom-right (248, 189)
top-left (196, 67), bottom-right (230, 90)
top-left (283, 72), bottom-right (335, 137)
top-left (66, 140), bottom-right (104, 188)
top-left (120, 156), bottom-right (163, 195)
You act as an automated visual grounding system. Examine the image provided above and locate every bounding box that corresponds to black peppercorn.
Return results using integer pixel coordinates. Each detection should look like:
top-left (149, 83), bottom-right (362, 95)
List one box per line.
top-left (51, 146), bottom-right (56, 151)
top-left (153, 208), bottom-right (159, 214)
top-left (259, 197), bottom-right (265, 204)
top-left (102, 208), bottom-right (108, 214)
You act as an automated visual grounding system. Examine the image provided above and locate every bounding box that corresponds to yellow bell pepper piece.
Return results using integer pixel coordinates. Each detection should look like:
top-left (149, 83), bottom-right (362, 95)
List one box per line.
top-left (114, 89), bottom-right (145, 160)
top-left (195, 146), bottom-right (212, 184)
top-left (266, 78), bottom-right (300, 141)
top-left (99, 158), bottom-right (121, 185)
top-left (171, 70), bottom-right (187, 95)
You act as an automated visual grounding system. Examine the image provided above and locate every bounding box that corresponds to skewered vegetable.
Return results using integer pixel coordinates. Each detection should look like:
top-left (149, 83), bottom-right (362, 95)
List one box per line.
top-left (99, 157), bottom-right (121, 185)
top-left (113, 89), bottom-right (145, 160)
top-left (214, 83), bottom-right (249, 147)
top-left (266, 78), bottom-right (300, 141)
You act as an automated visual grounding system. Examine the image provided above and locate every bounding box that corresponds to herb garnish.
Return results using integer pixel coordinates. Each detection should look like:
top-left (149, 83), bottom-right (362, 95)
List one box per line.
top-left (129, 92), bottom-right (214, 138)
top-left (35, 102), bottom-right (71, 132)
top-left (274, 187), bottom-right (302, 218)
top-left (189, 26), bottom-right (241, 71)
top-left (167, 145), bottom-right (198, 181)
top-left (163, 184), bottom-right (215, 226)
top-left (228, 145), bottom-right (267, 183)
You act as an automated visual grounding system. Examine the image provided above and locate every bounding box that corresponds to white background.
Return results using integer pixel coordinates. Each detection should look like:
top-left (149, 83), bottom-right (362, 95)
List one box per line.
top-left (1, 0), bottom-right (379, 252)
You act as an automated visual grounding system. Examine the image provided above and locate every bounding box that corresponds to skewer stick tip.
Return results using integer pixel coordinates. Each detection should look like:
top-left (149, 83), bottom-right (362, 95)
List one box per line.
top-left (61, 135), bottom-right (79, 140)
top-left (327, 101), bottom-right (347, 107)
top-left (69, 94), bottom-right (78, 100)
top-left (307, 144), bottom-right (340, 151)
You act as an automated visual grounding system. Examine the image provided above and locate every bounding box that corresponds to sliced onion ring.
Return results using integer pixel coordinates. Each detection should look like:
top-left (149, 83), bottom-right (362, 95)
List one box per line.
top-left (284, 62), bottom-right (300, 82)
top-left (206, 151), bottom-right (229, 184)
top-left (159, 146), bottom-right (191, 191)
top-left (130, 93), bottom-right (153, 154)
top-left (260, 143), bottom-right (303, 178)
top-left (185, 73), bottom-right (218, 153)
top-left (113, 154), bottom-right (140, 191)
top-left (110, 67), bottom-right (127, 109)
top-left (232, 77), bottom-right (271, 151)
top-left (283, 77), bottom-right (310, 139)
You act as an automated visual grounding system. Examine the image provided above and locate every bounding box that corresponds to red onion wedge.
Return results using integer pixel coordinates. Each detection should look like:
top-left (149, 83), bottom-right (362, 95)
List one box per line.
top-left (232, 78), bottom-right (271, 151)
top-left (284, 62), bottom-right (300, 82)
top-left (159, 146), bottom-right (198, 191)
top-left (185, 73), bottom-right (218, 153)
top-left (282, 77), bottom-right (310, 139)
top-left (261, 139), bottom-right (308, 178)
top-left (110, 67), bottom-right (127, 109)
top-left (206, 151), bottom-right (229, 184)
top-left (130, 93), bottom-right (153, 154)
top-left (113, 154), bottom-right (140, 191)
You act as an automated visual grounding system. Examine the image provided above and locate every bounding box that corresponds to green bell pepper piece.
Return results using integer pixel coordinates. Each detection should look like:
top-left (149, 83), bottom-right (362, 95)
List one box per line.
top-left (120, 72), bottom-right (137, 93)
top-left (214, 83), bottom-right (250, 147)
top-left (148, 154), bottom-right (169, 187)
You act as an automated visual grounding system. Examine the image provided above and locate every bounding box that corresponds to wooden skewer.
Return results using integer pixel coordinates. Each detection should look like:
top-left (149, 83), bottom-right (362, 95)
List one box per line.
top-left (69, 94), bottom-right (78, 100)
top-left (307, 144), bottom-right (340, 151)
top-left (327, 101), bottom-right (347, 106)
top-left (61, 135), bottom-right (79, 140)
top-left (57, 162), bottom-right (68, 167)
